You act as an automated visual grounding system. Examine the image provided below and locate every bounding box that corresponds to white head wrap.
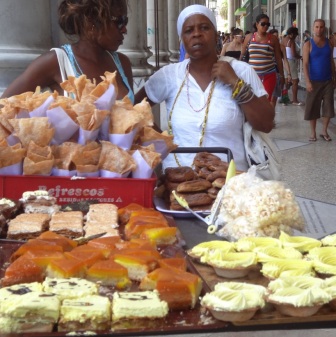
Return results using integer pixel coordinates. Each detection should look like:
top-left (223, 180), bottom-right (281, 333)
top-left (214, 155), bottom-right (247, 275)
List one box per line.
top-left (177, 5), bottom-right (217, 39)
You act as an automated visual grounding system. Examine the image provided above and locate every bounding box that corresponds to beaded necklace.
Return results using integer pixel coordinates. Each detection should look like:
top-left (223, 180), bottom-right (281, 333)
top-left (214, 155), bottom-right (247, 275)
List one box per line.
top-left (168, 62), bottom-right (216, 166)
top-left (186, 62), bottom-right (213, 112)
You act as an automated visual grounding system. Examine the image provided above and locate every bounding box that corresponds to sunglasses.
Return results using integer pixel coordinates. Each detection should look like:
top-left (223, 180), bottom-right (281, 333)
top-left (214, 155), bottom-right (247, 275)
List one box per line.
top-left (111, 15), bottom-right (128, 30)
top-left (260, 22), bottom-right (271, 27)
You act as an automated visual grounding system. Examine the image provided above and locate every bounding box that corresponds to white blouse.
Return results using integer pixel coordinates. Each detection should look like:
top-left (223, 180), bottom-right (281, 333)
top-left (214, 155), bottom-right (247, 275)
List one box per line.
top-left (144, 59), bottom-right (267, 171)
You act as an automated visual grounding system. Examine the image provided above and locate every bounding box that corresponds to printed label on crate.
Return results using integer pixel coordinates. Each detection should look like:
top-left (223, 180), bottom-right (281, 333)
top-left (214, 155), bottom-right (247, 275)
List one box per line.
top-left (0, 175), bottom-right (156, 207)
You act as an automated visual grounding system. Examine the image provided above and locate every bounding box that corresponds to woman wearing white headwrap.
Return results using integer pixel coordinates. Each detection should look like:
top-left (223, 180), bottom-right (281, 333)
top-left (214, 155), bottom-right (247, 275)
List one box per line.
top-left (135, 5), bottom-right (274, 171)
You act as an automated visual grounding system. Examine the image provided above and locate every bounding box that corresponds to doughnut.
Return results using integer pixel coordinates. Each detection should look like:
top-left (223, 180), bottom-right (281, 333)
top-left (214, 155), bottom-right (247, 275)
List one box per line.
top-left (176, 179), bottom-right (212, 193)
top-left (193, 152), bottom-right (221, 168)
top-left (165, 166), bottom-right (196, 182)
top-left (206, 169), bottom-right (227, 182)
top-left (164, 180), bottom-right (180, 192)
top-left (170, 192), bottom-right (213, 207)
top-left (198, 166), bottom-right (213, 179)
top-left (170, 200), bottom-right (213, 211)
top-left (207, 161), bottom-right (229, 172)
top-left (212, 177), bottom-right (226, 189)
top-left (207, 187), bottom-right (220, 199)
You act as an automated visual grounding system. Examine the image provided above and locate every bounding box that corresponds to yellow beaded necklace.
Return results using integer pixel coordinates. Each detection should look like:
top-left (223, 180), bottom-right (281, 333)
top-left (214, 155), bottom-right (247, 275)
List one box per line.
top-left (168, 62), bottom-right (216, 166)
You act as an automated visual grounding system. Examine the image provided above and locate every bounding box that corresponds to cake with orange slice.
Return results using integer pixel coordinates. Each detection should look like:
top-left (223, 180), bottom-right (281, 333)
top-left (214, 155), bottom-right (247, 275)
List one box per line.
top-left (37, 231), bottom-right (78, 251)
top-left (24, 250), bottom-right (65, 270)
top-left (139, 267), bottom-right (203, 310)
top-left (10, 238), bottom-right (64, 262)
top-left (111, 250), bottom-right (161, 282)
top-left (46, 255), bottom-right (87, 279)
top-left (158, 257), bottom-right (187, 271)
top-left (87, 236), bottom-right (123, 251)
top-left (86, 259), bottom-right (131, 289)
top-left (118, 203), bottom-right (144, 225)
top-left (1, 255), bottom-right (45, 287)
top-left (64, 249), bottom-right (105, 268)
top-left (140, 227), bottom-right (177, 245)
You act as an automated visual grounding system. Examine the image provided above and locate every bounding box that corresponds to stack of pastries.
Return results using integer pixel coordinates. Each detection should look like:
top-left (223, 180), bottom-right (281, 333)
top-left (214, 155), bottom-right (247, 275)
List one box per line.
top-left (0, 202), bottom-right (204, 334)
top-left (157, 152), bottom-right (241, 211)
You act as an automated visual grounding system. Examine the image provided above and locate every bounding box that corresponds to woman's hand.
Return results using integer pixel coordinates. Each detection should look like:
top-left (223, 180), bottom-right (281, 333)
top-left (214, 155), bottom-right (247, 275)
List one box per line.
top-left (211, 60), bottom-right (239, 87)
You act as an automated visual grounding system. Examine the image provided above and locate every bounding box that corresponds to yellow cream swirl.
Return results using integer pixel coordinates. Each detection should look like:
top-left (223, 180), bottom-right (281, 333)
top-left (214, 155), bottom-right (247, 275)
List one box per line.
top-left (201, 290), bottom-right (264, 312)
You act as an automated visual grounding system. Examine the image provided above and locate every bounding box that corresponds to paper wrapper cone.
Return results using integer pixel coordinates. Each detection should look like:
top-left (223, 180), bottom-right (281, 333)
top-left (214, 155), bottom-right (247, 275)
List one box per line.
top-left (108, 128), bottom-right (138, 151)
top-left (142, 139), bottom-right (171, 160)
top-left (30, 95), bottom-right (55, 118)
top-left (131, 150), bottom-right (154, 179)
top-left (78, 128), bottom-right (100, 145)
top-left (16, 110), bottom-right (30, 119)
top-left (99, 169), bottom-right (130, 178)
top-left (94, 84), bottom-right (117, 111)
top-left (6, 135), bottom-right (21, 146)
top-left (51, 168), bottom-right (77, 177)
top-left (76, 164), bottom-right (99, 177)
top-left (0, 162), bottom-right (23, 175)
top-left (47, 107), bottom-right (79, 145)
top-left (140, 127), bottom-right (177, 160)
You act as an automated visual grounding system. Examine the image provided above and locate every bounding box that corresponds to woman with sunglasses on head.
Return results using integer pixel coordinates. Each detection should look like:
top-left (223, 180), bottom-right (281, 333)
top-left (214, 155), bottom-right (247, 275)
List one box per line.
top-left (241, 14), bottom-right (284, 101)
top-left (1, 0), bottom-right (133, 102)
top-left (135, 5), bottom-right (274, 172)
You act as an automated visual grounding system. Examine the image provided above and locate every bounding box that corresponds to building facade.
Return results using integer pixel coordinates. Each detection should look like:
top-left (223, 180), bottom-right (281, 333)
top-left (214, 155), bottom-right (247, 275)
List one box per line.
top-left (0, 0), bottom-right (335, 97)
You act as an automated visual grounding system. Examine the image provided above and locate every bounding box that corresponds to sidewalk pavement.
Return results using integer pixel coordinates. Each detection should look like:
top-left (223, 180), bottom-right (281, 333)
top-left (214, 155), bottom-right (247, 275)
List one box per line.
top-left (271, 86), bottom-right (336, 205)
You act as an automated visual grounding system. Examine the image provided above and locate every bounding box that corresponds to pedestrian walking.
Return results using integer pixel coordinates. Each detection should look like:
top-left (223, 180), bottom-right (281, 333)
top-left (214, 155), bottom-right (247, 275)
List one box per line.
top-left (302, 19), bottom-right (335, 142)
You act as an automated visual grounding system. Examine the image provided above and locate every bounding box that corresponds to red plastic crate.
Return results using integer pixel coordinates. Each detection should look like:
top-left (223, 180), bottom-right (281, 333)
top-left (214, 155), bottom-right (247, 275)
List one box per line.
top-left (0, 175), bottom-right (156, 208)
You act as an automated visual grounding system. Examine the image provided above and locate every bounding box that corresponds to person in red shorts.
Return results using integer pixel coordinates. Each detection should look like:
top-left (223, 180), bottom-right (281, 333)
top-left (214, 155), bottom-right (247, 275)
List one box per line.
top-left (241, 14), bottom-right (284, 100)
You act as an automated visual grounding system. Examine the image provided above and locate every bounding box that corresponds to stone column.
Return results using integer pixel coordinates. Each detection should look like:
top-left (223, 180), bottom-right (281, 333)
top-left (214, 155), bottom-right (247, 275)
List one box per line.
top-left (118, 0), bottom-right (154, 94)
top-left (228, 0), bottom-right (234, 32)
top-left (146, 0), bottom-right (170, 68)
top-left (168, 0), bottom-right (180, 63)
top-left (0, 0), bottom-right (57, 95)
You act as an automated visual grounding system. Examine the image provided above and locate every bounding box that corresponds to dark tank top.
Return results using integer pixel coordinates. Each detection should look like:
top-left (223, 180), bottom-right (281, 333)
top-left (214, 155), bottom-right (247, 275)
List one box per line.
top-left (225, 50), bottom-right (241, 60)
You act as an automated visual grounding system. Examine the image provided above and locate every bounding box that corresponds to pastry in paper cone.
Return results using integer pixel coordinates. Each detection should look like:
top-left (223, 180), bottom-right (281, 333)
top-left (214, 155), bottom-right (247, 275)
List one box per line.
top-left (72, 141), bottom-right (102, 166)
top-left (0, 141), bottom-right (26, 168)
top-left (48, 96), bottom-right (78, 123)
top-left (130, 144), bottom-right (161, 169)
top-left (73, 102), bottom-right (109, 131)
top-left (9, 117), bottom-right (55, 148)
top-left (60, 75), bottom-right (96, 102)
top-left (139, 127), bottom-right (177, 157)
top-left (0, 88), bottom-right (56, 112)
top-left (133, 97), bottom-right (154, 128)
top-left (23, 157), bottom-right (53, 176)
top-left (26, 141), bottom-right (53, 162)
top-left (98, 141), bottom-right (136, 175)
top-left (110, 97), bottom-right (143, 134)
top-left (52, 142), bottom-right (81, 170)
